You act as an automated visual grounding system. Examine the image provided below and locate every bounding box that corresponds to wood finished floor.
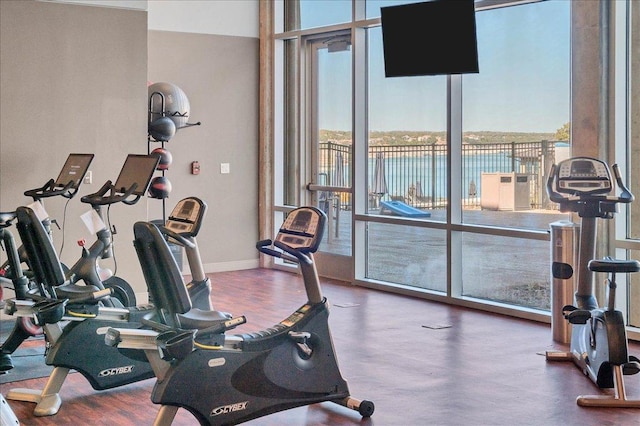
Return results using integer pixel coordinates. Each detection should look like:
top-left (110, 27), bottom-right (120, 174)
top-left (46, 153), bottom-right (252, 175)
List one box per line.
top-left (1, 268), bottom-right (639, 425)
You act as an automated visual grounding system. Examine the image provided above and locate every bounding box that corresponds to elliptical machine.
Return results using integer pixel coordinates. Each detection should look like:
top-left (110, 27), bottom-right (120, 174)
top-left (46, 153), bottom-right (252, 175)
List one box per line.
top-left (106, 206), bottom-right (374, 425)
top-left (545, 157), bottom-right (640, 408)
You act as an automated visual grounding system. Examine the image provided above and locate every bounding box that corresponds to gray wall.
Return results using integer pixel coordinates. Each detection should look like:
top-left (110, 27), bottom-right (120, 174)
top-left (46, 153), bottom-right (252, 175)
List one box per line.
top-left (0, 0), bottom-right (149, 293)
top-left (0, 0), bottom-right (259, 299)
top-left (147, 30), bottom-right (259, 274)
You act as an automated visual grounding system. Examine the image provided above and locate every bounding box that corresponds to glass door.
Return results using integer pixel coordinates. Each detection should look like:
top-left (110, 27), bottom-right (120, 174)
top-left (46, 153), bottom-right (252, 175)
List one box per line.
top-left (306, 32), bottom-right (353, 281)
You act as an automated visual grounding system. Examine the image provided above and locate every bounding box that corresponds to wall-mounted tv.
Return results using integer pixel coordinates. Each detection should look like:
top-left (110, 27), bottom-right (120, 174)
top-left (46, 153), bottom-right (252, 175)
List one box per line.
top-left (380, 0), bottom-right (479, 77)
top-left (114, 154), bottom-right (160, 196)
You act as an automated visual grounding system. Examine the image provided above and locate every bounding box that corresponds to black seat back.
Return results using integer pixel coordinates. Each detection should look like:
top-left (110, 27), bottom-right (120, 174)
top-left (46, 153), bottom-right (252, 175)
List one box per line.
top-left (133, 221), bottom-right (192, 327)
top-left (16, 205), bottom-right (66, 297)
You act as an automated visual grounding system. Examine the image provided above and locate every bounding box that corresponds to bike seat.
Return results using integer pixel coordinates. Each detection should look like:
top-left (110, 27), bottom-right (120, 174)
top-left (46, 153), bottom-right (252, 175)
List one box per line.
top-left (55, 283), bottom-right (110, 304)
top-left (177, 307), bottom-right (232, 330)
top-left (0, 211), bottom-right (16, 228)
top-left (588, 258), bottom-right (640, 274)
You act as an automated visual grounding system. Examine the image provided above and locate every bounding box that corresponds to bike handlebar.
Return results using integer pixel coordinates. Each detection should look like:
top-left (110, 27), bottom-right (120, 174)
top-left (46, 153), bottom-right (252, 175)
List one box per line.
top-left (547, 163), bottom-right (634, 205)
top-left (158, 225), bottom-right (196, 249)
top-left (256, 239), bottom-right (312, 266)
top-left (611, 163), bottom-right (635, 203)
top-left (24, 179), bottom-right (77, 201)
top-left (80, 180), bottom-right (142, 207)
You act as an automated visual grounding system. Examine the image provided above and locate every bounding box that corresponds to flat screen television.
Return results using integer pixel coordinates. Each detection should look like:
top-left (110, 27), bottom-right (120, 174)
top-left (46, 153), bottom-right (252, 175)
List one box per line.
top-left (113, 154), bottom-right (160, 196)
top-left (380, 0), bottom-right (479, 77)
top-left (55, 153), bottom-right (94, 188)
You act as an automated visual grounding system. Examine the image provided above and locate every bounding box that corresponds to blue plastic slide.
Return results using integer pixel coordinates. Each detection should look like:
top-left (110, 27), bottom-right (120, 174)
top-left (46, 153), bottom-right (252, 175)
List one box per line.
top-left (379, 201), bottom-right (431, 218)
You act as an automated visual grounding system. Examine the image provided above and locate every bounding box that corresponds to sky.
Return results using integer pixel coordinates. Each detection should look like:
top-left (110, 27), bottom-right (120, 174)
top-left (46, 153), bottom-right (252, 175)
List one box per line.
top-left (299, 0), bottom-right (570, 134)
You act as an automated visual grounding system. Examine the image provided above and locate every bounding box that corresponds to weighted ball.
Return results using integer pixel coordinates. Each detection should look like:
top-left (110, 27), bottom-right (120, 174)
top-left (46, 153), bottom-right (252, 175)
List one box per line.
top-left (151, 147), bottom-right (173, 171)
top-left (149, 116), bottom-right (176, 142)
top-left (148, 176), bottom-right (172, 199)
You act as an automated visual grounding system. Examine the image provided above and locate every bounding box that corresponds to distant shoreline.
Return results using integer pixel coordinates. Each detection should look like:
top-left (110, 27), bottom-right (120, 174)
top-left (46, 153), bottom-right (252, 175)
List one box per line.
top-left (320, 129), bottom-right (559, 146)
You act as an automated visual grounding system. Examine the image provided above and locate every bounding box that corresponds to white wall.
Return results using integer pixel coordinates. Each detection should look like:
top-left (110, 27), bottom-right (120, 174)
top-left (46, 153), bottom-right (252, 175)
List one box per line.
top-left (148, 0), bottom-right (259, 37)
top-left (40, 0), bottom-right (259, 37)
top-left (38, 0), bottom-right (147, 10)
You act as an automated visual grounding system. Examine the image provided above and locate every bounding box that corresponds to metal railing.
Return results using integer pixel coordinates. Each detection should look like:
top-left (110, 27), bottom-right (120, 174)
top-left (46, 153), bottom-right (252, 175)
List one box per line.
top-left (319, 140), bottom-right (559, 210)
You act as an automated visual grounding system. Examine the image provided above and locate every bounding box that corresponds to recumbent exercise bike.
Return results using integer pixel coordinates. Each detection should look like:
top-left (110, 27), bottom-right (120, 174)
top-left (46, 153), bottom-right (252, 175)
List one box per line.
top-left (1, 153), bottom-right (153, 375)
top-left (4, 179), bottom-right (227, 416)
top-left (106, 206), bottom-right (375, 425)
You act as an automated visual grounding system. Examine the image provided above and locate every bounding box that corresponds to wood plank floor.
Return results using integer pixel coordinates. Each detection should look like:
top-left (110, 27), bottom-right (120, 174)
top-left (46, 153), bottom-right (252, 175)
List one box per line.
top-left (2, 268), bottom-right (639, 425)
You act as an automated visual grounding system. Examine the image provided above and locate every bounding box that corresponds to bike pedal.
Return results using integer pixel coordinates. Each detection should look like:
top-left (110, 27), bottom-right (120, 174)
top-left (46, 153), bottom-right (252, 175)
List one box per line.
top-left (566, 309), bottom-right (591, 324)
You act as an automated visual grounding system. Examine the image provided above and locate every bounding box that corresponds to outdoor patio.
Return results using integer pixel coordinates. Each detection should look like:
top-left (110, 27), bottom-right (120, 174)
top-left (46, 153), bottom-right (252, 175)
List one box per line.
top-left (320, 206), bottom-right (568, 311)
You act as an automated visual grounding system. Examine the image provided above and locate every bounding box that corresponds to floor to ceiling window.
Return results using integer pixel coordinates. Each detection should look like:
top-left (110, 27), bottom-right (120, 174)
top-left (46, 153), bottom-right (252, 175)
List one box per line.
top-left (459, 2), bottom-right (569, 310)
top-left (365, 23), bottom-right (448, 292)
top-left (270, 0), bottom-right (638, 338)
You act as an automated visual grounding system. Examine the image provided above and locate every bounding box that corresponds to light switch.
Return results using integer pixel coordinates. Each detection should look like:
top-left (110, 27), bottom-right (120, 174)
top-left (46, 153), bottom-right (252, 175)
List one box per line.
top-left (220, 163), bottom-right (230, 174)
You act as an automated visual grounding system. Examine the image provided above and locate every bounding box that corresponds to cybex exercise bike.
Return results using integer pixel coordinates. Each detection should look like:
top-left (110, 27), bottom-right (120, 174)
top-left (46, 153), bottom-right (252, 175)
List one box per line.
top-left (4, 166), bottom-right (227, 416)
top-left (545, 157), bottom-right (640, 408)
top-left (106, 206), bottom-right (375, 425)
top-left (0, 153), bottom-right (94, 371)
top-left (1, 154), bottom-right (155, 374)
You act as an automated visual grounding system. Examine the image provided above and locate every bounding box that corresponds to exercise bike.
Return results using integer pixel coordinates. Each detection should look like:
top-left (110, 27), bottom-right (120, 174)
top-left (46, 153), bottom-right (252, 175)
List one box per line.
top-left (545, 156), bottom-right (640, 408)
top-left (66, 155), bottom-right (218, 310)
top-left (0, 211), bottom-right (39, 372)
top-left (3, 193), bottom-right (229, 416)
top-left (0, 153), bottom-right (94, 280)
top-left (1, 153), bottom-right (94, 372)
top-left (106, 206), bottom-right (375, 425)
top-left (1, 153), bottom-right (154, 373)
top-left (63, 153), bottom-right (163, 308)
